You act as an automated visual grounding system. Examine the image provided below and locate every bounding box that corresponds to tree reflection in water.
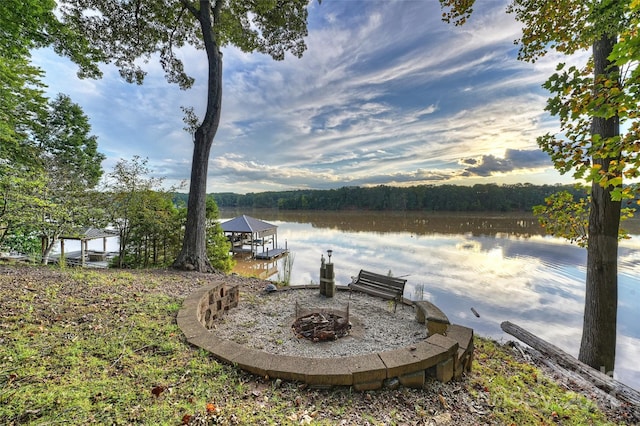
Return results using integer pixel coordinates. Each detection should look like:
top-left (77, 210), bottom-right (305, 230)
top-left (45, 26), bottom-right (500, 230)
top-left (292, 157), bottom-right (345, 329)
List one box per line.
top-left (221, 209), bottom-right (640, 390)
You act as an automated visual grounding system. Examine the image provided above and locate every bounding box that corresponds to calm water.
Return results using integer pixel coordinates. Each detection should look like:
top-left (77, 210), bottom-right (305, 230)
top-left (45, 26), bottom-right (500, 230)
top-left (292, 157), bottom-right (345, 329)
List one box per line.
top-left (222, 209), bottom-right (640, 390)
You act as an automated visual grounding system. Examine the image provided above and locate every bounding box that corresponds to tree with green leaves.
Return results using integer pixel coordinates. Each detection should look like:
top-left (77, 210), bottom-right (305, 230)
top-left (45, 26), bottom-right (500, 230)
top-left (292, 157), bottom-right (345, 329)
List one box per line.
top-left (1, 0), bottom-right (102, 159)
top-left (126, 189), bottom-right (183, 268)
top-left (59, 0), bottom-right (315, 272)
top-left (0, 164), bottom-right (46, 253)
top-left (205, 196), bottom-right (234, 273)
top-left (103, 157), bottom-right (163, 268)
top-left (1, 0), bottom-right (102, 256)
top-left (440, 0), bottom-right (638, 373)
top-left (35, 94), bottom-right (106, 264)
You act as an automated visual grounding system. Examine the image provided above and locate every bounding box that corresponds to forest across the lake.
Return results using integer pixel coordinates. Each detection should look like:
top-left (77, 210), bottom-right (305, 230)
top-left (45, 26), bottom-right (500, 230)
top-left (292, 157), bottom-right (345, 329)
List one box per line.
top-left (178, 183), bottom-right (596, 212)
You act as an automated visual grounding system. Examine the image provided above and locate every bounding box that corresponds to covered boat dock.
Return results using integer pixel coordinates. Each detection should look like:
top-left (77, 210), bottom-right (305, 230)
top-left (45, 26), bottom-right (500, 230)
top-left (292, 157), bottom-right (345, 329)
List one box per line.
top-left (48, 227), bottom-right (119, 267)
top-left (220, 215), bottom-right (287, 259)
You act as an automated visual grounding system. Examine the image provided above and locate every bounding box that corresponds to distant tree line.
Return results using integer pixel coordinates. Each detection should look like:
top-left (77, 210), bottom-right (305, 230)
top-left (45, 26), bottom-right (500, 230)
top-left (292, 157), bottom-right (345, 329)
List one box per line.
top-left (197, 184), bottom-right (589, 212)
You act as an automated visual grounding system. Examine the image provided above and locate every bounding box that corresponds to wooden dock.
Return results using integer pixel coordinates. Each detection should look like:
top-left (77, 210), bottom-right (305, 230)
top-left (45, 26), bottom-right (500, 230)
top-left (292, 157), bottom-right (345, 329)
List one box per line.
top-left (255, 248), bottom-right (288, 260)
top-left (48, 250), bottom-right (117, 268)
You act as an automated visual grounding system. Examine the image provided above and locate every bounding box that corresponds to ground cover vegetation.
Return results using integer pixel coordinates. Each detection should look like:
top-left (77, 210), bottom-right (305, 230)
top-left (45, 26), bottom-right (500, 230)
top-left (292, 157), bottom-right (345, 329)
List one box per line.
top-left (1, 265), bottom-right (637, 425)
top-left (440, 0), bottom-right (640, 380)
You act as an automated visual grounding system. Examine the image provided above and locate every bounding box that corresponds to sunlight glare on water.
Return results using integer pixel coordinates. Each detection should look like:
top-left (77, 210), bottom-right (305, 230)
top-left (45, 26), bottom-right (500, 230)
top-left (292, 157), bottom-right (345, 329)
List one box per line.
top-left (221, 210), bottom-right (640, 390)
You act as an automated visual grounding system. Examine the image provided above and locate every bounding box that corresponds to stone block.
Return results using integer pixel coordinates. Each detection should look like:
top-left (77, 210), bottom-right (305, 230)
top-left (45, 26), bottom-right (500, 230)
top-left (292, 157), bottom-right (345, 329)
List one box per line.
top-left (378, 341), bottom-right (448, 378)
top-left (177, 317), bottom-right (206, 341)
top-left (426, 333), bottom-right (458, 356)
top-left (266, 355), bottom-right (308, 382)
top-left (398, 370), bottom-right (425, 389)
top-left (414, 300), bottom-right (450, 326)
top-left (347, 354), bottom-right (387, 385)
top-left (232, 348), bottom-right (273, 377)
top-left (445, 324), bottom-right (473, 352)
top-left (353, 380), bottom-right (383, 391)
top-left (304, 358), bottom-right (353, 386)
top-left (445, 324), bottom-right (474, 377)
top-left (427, 321), bottom-right (449, 336)
top-left (208, 338), bottom-right (246, 364)
top-left (436, 357), bottom-right (454, 383)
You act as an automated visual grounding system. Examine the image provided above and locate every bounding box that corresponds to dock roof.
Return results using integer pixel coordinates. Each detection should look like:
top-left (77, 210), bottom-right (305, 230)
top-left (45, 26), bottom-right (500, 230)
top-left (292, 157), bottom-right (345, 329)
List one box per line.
top-left (61, 227), bottom-right (119, 241)
top-left (220, 215), bottom-right (277, 234)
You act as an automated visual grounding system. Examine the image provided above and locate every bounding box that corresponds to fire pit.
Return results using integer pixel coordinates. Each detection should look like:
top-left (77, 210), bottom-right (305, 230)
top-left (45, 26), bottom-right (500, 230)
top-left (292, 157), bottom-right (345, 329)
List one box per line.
top-left (178, 283), bottom-right (475, 389)
top-left (292, 303), bottom-right (351, 342)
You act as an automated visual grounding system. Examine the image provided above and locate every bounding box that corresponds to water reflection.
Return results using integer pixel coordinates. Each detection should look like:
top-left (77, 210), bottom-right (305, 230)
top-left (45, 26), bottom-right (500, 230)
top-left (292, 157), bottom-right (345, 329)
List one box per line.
top-left (222, 209), bottom-right (640, 390)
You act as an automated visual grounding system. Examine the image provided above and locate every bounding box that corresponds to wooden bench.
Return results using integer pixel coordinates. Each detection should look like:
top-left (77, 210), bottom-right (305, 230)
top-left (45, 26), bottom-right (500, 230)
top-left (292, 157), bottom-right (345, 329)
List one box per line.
top-left (349, 269), bottom-right (407, 312)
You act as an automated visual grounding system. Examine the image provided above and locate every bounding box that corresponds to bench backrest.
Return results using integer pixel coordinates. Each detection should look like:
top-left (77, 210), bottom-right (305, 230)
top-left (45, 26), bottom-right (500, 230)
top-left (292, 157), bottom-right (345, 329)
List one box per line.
top-left (357, 269), bottom-right (406, 291)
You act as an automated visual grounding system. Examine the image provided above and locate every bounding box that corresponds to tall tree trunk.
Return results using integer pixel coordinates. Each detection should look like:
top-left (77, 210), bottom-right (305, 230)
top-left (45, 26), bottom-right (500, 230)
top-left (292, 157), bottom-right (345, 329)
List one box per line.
top-left (578, 35), bottom-right (621, 375)
top-left (173, 1), bottom-right (222, 272)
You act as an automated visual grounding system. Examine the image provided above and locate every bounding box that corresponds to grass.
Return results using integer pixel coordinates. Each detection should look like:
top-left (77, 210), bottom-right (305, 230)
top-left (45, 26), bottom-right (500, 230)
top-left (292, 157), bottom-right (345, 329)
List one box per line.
top-left (0, 264), bottom-right (628, 425)
top-left (470, 339), bottom-right (607, 425)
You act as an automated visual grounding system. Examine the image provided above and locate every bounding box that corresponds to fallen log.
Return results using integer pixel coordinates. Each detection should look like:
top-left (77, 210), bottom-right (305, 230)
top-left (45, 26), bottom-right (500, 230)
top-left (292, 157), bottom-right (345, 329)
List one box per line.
top-left (501, 321), bottom-right (640, 411)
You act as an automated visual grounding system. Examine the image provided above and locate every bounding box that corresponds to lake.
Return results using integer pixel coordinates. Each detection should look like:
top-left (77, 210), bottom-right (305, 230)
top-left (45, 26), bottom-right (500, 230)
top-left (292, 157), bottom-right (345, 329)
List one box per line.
top-left (221, 209), bottom-right (640, 390)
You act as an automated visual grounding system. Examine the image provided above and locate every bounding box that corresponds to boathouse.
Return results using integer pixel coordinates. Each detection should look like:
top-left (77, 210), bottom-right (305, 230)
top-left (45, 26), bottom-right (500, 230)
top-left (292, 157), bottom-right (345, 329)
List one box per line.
top-left (49, 227), bottom-right (119, 267)
top-left (220, 215), bottom-right (286, 259)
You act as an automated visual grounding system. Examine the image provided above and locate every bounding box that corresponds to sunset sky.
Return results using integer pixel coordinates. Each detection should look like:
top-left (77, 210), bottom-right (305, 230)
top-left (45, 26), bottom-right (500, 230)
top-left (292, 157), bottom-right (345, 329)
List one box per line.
top-left (33, 0), bottom-right (586, 194)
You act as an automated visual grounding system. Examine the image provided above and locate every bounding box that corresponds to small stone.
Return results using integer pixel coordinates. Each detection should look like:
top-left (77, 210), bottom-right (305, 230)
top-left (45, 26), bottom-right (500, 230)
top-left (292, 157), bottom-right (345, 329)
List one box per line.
top-left (432, 412), bottom-right (453, 425)
top-left (274, 378), bottom-right (282, 388)
top-left (384, 377), bottom-right (400, 389)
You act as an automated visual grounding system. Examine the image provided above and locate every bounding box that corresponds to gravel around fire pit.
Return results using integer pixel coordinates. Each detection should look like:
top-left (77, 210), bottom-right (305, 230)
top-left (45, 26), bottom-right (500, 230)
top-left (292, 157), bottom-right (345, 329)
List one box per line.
top-left (212, 287), bottom-right (428, 358)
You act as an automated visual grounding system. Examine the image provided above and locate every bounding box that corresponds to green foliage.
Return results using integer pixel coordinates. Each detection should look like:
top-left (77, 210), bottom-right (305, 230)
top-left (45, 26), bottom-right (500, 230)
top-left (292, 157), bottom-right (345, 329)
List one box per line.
top-left (206, 196), bottom-right (235, 273)
top-left (58, 0), bottom-right (316, 271)
top-left (0, 0), bottom-right (102, 157)
top-left (534, 191), bottom-right (590, 247)
top-left (276, 253), bottom-right (295, 286)
top-left (439, 0), bottom-right (634, 372)
top-left (37, 94), bottom-right (105, 187)
top-left (0, 0), bottom-right (102, 78)
top-left (32, 95), bottom-right (105, 263)
top-left (472, 339), bottom-right (611, 425)
top-left (0, 164), bottom-right (47, 249)
top-left (102, 157), bottom-right (183, 268)
top-left (1, 0), bottom-right (104, 259)
top-left (213, 184), bottom-right (589, 212)
top-left (2, 228), bottom-right (41, 256)
top-left (534, 189), bottom-right (635, 247)
top-left (59, 0), bottom-right (314, 88)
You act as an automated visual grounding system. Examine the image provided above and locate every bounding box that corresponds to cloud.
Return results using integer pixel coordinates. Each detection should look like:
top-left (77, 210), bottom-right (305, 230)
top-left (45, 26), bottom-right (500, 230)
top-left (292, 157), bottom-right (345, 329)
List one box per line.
top-left (30, 0), bottom-right (578, 193)
top-left (460, 149), bottom-right (551, 177)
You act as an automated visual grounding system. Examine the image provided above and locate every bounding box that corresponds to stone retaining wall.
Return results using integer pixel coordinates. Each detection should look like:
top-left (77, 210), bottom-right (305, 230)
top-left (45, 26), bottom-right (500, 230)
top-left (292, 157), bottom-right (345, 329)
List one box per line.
top-left (178, 281), bottom-right (473, 390)
top-left (195, 281), bottom-right (240, 329)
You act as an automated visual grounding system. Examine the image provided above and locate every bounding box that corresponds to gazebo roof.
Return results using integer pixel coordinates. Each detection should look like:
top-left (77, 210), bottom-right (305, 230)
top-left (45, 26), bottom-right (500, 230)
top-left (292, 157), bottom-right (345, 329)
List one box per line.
top-left (62, 227), bottom-right (119, 241)
top-left (220, 215), bottom-right (277, 233)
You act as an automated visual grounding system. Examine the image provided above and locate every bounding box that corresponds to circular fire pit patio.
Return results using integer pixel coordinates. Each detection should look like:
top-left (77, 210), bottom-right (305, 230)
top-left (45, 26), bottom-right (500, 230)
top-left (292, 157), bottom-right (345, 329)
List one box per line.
top-left (177, 281), bottom-right (473, 390)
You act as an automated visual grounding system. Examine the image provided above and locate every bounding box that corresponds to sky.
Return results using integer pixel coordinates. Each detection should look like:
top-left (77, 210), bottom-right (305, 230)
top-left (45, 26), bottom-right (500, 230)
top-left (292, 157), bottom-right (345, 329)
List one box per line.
top-left (32, 0), bottom-right (587, 194)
